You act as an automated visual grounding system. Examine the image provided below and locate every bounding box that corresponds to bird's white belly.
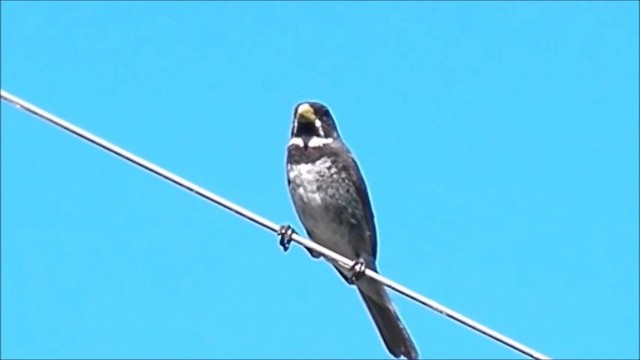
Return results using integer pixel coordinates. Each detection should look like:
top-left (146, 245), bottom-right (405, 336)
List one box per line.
top-left (288, 161), bottom-right (327, 207)
top-left (287, 159), bottom-right (356, 260)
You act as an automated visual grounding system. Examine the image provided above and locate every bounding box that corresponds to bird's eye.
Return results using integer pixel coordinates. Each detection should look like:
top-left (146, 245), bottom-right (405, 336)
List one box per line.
top-left (316, 107), bottom-right (327, 120)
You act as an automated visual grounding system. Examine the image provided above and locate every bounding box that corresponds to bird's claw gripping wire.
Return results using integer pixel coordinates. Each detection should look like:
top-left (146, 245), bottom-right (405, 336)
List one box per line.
top-left (277, 224), bottom-right (296, 252)
top-left (347, 257), bottom-right (367, 284)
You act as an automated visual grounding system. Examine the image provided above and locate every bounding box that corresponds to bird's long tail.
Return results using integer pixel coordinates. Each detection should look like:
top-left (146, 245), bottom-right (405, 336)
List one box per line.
top-left (358, 278), bottom-right (419, 360)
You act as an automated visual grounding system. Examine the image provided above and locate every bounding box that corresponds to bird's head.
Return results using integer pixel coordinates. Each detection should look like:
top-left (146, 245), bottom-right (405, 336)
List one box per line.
top-left (290, 101), bottom-right (341, 141)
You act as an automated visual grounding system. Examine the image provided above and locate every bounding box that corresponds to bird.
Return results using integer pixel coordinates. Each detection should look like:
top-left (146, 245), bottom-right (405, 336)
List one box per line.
top-left (282, 101), bottom-right (419, 359)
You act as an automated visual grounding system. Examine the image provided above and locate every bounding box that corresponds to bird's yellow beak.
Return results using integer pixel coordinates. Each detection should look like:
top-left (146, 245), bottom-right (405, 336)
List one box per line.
top-left (296, 103), bottom-right (316, 123)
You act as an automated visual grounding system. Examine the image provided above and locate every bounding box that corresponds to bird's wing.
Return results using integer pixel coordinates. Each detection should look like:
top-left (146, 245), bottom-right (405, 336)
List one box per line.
top-left (345, 152), bottom-right (378, 260)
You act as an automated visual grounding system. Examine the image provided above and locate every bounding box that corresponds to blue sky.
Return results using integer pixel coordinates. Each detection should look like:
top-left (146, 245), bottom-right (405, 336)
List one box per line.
top-left (1, 2), bottom-right (638, 359)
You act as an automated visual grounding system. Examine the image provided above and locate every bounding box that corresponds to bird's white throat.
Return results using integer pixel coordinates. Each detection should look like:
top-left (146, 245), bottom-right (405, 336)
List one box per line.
top-left (288, 136), bottom-right (334, 148)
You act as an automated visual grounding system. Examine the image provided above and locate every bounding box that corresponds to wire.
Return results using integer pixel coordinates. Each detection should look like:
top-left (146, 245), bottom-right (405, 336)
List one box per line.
top-left (1, 89), bottom-right (550, 360)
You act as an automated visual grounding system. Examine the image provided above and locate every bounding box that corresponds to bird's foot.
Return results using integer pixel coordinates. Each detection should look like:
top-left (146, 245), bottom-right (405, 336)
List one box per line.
top-left (347, 257), bottom-right (367, 284)
top-left (277, 224), bottom-right (296, 252)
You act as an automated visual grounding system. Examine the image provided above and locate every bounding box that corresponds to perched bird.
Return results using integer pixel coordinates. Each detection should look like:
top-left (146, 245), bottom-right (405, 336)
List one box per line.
top-left (283, 101), bottom-right (419, 359)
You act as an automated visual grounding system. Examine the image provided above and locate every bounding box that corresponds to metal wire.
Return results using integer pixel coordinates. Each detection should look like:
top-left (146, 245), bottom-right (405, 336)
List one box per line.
top-left (1, 89), bottom-right (550, 360)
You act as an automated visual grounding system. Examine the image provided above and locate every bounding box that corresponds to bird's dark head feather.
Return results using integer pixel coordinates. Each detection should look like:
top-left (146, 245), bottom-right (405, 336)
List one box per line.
top-left (290, 101), bottom-right (341, 140)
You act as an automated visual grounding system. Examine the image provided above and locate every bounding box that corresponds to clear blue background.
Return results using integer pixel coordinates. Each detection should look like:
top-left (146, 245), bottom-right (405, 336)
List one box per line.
top-left (2, 2), bottom-right (638, 359)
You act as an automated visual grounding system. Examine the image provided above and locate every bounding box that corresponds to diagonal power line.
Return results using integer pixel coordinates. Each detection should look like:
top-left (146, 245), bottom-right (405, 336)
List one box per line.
top-left (1, 89), bottom-right (550, 360)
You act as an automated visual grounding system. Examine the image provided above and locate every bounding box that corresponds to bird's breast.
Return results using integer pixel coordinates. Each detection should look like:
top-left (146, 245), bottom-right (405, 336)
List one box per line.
top-left (286, 156), bottom-right (363, 226)
top-left (286, 156), bottom-right (358, 256)
top-left (287, 157), bottom-right (337, 207)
